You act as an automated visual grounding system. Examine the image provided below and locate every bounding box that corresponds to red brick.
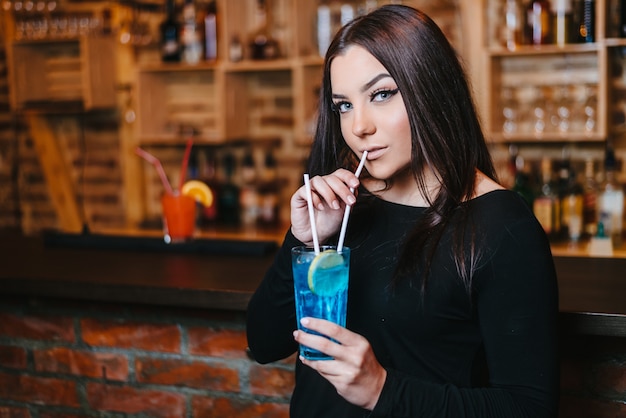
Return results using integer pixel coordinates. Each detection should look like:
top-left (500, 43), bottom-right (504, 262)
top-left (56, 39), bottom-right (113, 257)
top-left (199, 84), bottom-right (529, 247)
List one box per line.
top-left (249, 364), bottom-right (295, 398)
top-left (40, 414), bottom-right (90, 418)
top-left (81, 318), bottom-right (180, 353)
top-left (594, 363), bottom-right (626, 394)
top-left (136, 357), bottom-right (239, 392)
top-left (0, 345), bottom-right (27, 369)
top-left (188, 327), bottom-right (248, 358)
top-left (0, 406), bottom-right (30, 418)
top-left (34, 347), bottom-right (128, 381)
top-left (558, 395), bottom-right (626, 418)
top-left (191, 396), bottom-right (289, 418)
top-left (86, 382), bottom-right (185, 418)
top-left (0, 313), bottom-right (74, 342)
top-left (0, 372), bottom-right (79, 407)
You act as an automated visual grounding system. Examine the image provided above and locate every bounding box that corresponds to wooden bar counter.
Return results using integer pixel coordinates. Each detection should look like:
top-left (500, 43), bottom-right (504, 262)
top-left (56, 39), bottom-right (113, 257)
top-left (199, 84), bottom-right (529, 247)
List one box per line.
top-left (0, 228), bottom-right (625, 335)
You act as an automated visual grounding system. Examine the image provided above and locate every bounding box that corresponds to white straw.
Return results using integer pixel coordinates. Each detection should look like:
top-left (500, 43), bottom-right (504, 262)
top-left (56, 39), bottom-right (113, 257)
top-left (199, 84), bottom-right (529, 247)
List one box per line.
top-left (337, 151), bottom-right (368, 252)
top-left (303, 174), bottom-right (320, 255)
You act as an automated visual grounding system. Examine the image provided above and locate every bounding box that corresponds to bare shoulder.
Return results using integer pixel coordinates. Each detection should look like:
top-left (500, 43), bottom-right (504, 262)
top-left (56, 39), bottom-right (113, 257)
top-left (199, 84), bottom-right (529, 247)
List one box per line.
top-left (474, 170), bottom-right (505, 198)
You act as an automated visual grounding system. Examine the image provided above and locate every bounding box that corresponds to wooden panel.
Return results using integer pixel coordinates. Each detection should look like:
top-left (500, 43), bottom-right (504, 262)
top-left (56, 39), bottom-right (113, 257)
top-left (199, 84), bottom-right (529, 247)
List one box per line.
top-left (81, 35), bottom-right (117, 109)
top-left (27, 113), bottom-right (82, 233)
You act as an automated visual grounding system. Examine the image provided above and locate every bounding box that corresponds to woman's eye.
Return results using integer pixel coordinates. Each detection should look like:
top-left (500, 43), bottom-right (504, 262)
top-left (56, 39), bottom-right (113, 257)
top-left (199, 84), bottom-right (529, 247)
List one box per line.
top-left (371, 88), bottom-right (399, 102)
top-left (334, 101), bottom-right (352, 113)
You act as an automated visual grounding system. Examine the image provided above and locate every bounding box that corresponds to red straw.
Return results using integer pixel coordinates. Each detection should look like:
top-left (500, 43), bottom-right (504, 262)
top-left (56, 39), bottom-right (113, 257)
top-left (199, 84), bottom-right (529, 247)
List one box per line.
top-left (178, 137), bottom-right (194, 191)
top-left (135, 147), bottom-right (174, 195)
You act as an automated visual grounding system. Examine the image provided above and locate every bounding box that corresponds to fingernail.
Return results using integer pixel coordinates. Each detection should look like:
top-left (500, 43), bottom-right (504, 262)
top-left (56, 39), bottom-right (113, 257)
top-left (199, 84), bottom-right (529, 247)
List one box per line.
top-left (301, 317), bottom-right (309, 326)
top-left (347, 195), bottom-right (356, 205)
top-left (317, 203), bottom-right (325, 211)
top-left (332, 200), bottom-right (340, 210)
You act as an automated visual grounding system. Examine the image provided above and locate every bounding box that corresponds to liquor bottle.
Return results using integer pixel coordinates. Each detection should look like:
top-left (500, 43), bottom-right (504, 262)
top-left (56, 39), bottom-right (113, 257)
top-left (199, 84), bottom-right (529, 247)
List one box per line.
top-left (239, 150), bottom-right (259, 226)
top-left (577, 0), bottom-right (595, 42)
top-left (180, 0), bottom-right (202, 64)
top-left (533, 158), bottom-right (560, 239)
top-left (503, 0), bottom-right (523, 50)
top-left (552, 0), bottom-right (574, 45)
top-left (526, 0), bottom-right (552, 45)
top-left (217, 152), bottom-right (241, 225)
top-left (317, 1), bottom-right (332, 57)
top-left (512, 155), bottom-right (534, 207)
top-left (198, 149), bottom-right (219, 223)
top-left (249, 0), bottom-right (279, 60)
top-left (203, 0), bottom-right (217, 61)
top-left (559, 161), bottom-right (584, 242)
top-left (258, 149), bottom-right (280, 226)
top-left (160, 0), bottom-right (181, 62)
top-left (620, 0), bottom-right (626, 37)
top-left (229, 35), bottom-right (243, 62)
top-left (597, 149), bottom-right (624, 247)
top-left (582, 157), bottom-right (598, 238)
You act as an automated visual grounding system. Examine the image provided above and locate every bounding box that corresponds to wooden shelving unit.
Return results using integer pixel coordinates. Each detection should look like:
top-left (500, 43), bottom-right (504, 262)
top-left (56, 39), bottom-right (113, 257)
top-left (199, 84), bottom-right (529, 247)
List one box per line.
top-left (481, 0), bottom-right (626, 147)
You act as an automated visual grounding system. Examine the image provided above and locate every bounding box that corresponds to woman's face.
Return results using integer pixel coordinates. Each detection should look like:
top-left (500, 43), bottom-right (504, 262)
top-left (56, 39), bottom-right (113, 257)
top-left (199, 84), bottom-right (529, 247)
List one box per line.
top-left (330, 45), bottom-right (412, 182)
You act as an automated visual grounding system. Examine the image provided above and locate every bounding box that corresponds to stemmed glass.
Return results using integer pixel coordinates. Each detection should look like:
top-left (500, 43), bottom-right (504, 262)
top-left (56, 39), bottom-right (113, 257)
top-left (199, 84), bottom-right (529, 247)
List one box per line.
top-left (501, 86), bottom-right (519, 135)
top-left (582, 84), bottom-right (597, 134)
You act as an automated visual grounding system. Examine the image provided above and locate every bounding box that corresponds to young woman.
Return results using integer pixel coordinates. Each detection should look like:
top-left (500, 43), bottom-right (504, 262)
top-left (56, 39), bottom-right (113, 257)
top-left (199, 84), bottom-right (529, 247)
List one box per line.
top-left (247, 5), bottom-right (559, 417)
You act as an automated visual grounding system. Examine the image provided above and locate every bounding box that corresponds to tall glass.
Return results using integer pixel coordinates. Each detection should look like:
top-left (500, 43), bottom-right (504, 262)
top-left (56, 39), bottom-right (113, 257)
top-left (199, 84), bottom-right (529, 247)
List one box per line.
top-left (292, 246), bottom-right (350, 360)
top-left (161, 193), bottom-right (196, 243)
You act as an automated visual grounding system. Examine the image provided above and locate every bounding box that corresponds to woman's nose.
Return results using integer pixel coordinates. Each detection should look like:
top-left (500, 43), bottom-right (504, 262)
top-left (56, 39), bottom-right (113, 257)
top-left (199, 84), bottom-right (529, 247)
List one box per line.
top-left (351, 108), bottom-right (375, 137)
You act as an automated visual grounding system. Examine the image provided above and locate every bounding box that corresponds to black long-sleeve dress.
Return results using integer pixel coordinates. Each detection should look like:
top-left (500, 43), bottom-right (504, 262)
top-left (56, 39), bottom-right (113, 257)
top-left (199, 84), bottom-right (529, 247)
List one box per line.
top-left (246, 189), bottom-right (559, 417)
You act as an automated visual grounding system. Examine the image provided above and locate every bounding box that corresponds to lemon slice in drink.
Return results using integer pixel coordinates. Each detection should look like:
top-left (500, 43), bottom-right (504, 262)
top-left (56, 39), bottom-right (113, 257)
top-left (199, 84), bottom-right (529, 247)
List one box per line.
top-left (307, 249), bottom-right (345, 296)
top-left (182, 180), bottom-right (214, 207)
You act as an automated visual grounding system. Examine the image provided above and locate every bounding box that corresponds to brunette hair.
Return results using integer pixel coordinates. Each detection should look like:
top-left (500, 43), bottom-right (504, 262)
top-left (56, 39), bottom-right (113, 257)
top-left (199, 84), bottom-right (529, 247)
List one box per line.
top-left (306, 5), bottom-right (497, 290)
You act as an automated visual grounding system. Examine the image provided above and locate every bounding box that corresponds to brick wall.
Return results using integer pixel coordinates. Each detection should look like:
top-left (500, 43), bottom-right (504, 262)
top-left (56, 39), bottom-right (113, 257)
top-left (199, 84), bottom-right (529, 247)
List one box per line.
top-left (0, 296), bottom-right (293, 418)
top-left (2, 295), bottom-right (626, 417)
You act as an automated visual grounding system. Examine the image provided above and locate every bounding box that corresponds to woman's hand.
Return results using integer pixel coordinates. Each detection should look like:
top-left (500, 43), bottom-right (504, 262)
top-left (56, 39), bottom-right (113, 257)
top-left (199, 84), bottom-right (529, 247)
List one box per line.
top-left (290, 169), bottom-right (361, 246)
top-left (293, 317), bottom-right (387, 411)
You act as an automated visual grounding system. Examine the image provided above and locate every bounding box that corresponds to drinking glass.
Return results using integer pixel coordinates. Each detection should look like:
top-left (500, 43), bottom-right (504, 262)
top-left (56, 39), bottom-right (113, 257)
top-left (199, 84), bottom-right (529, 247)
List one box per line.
top-left (161, 193), bottom-right (196, 243)
top-left (292, 246), bottom-right (350, 360)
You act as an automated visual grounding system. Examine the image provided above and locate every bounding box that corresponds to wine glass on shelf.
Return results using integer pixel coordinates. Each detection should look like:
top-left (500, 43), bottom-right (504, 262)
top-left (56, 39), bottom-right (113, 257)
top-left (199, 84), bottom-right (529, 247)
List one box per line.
top-left (553, 85), bottom-right (572, 135)
top-left (501, 85), bottom-right (519, 136)
top-left (530, 85), bottom-right (547, 136)
top-left (582, 84), bottom-right (597, 135)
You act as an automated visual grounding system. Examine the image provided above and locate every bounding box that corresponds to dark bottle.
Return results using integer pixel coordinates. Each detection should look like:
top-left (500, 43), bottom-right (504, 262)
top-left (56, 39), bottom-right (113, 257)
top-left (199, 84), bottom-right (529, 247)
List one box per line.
top-left (217, 152), bottom-right (241, 225)
top-left (559, 161), bottom-right (584, 242)
top-left (577, 0), bottom-right (595, 42)
top-left (249, 0), bottom-right (279, 60)
top-left (526, 0), bottom-right (552, 45)
top-left (582, 157), bottom-right (598, 238)
top-left (258, 150), bottom-right (280, 226)
top-left (512, 155), bottom-right (534, 208)
top-left (160, 0), bottom-right (181, 62)
top-left (620, 0), bottom-right (626, 37)
top-left (533, 158), bottom-right (561, 239)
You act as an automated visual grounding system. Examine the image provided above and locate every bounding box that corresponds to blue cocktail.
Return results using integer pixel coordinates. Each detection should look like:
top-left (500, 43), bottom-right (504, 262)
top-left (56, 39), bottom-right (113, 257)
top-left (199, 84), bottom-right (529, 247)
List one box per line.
top-left (292, 246), bottom-right (350, 360)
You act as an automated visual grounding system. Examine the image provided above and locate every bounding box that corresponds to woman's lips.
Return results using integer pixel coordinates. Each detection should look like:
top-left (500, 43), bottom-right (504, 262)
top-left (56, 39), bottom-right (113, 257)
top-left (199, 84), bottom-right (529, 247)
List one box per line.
top-left (365, 147), bottom-right (386, 160)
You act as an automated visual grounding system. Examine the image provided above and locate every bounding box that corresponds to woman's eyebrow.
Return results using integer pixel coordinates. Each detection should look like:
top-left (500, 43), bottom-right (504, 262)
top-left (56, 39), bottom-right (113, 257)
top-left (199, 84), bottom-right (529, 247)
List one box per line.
top-left (361, 73), bottom-right (392, 93)
top-left (331, 73), bottom-right (393, 99)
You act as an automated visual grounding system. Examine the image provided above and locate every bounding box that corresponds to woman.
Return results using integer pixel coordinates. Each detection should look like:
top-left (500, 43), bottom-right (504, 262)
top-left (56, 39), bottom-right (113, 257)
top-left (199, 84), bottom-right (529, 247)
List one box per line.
top-left (246, 5), bottom-right (559, 417)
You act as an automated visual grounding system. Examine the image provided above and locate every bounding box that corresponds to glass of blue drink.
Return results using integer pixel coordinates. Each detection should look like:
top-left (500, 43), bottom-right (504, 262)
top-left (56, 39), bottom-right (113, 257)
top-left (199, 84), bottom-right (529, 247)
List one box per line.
top-left (291, 246), bottom-right (350, 360)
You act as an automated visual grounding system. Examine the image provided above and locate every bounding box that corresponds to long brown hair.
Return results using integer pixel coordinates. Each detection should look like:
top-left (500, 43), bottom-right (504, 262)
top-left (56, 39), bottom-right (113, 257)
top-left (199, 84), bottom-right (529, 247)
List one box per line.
top-left (307, 5), bottom-right (497, 291)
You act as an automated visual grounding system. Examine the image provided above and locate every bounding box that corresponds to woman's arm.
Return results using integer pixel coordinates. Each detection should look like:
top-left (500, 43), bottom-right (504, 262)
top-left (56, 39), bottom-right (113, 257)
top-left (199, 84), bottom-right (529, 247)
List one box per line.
top-left (370, 217), bottom-right (559, 417)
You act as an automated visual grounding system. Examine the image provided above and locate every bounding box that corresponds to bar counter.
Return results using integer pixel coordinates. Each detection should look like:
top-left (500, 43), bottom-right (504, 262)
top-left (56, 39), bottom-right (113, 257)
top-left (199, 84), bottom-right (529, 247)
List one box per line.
top-left (1, 228), bottom-right (625, 336)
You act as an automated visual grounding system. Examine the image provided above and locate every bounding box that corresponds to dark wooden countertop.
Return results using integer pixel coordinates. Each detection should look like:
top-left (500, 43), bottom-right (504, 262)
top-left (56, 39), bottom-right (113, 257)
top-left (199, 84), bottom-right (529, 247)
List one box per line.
top-left (1, 229), bottom-right (625, 336)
